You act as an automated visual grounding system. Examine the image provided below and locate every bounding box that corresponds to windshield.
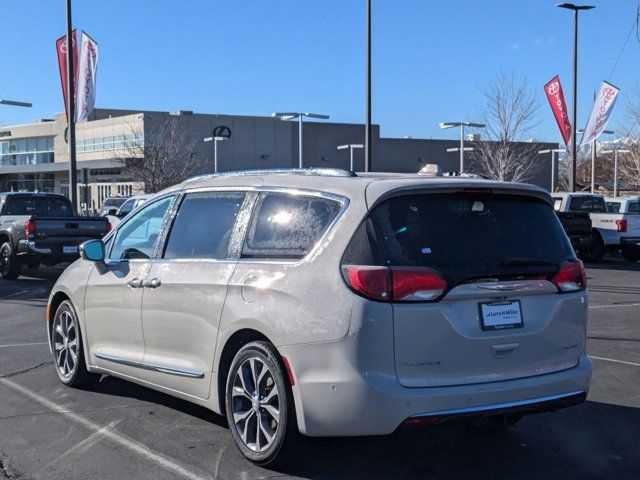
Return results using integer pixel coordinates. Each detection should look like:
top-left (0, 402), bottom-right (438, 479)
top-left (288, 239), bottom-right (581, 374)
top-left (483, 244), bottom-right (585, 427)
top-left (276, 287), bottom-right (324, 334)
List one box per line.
top-left (569, 195), bottom-right (607, 213)
top-left (3, 195), bottom-right (73, 216)
top-left (369, 192), bottom-right (573, 284)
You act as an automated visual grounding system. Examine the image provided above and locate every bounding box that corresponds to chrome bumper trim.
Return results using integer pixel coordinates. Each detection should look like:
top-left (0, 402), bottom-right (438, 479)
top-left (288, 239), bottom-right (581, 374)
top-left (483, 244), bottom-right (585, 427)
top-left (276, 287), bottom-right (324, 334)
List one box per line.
top-left (410, 390), bottom-right (585, 418)
top-left (94, 353), bottom-right (205, 379)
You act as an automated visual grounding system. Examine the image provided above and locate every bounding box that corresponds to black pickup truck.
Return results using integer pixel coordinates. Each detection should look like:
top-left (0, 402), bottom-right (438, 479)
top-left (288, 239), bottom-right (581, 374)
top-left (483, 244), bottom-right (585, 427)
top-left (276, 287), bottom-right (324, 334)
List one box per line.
top-left (556, 211), bottom-right (596, 261)
top-left (0, 192), bottom-right (111, 279)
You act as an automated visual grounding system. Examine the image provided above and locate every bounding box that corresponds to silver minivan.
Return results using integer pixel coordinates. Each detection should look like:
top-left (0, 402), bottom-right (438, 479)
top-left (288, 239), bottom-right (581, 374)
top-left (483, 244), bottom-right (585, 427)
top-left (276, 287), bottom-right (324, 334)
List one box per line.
top-left (47, 169), bottom-right (592, 464)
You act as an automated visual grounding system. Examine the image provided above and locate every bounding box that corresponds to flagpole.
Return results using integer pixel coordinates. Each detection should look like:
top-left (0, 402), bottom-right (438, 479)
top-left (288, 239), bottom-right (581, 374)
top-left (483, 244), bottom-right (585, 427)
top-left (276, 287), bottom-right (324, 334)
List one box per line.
top-left (66, 0), bottom-right (78, 213)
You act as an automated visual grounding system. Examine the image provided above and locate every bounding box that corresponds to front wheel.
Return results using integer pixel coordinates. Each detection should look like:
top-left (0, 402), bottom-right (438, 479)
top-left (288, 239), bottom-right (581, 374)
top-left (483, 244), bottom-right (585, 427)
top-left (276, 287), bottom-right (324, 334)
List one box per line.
top-left (0, 242), bottom-right (21, 280)
top-left (225, 341), bottom-right (297, 466)
top-left (51, 300), bottom-right (100, 387)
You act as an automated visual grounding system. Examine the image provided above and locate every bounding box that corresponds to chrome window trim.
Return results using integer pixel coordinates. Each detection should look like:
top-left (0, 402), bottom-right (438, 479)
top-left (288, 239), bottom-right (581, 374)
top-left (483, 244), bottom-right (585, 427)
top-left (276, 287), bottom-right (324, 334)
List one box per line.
top-left (410, 390), bottom-right (585, 419)
top-left (94, 353), bottom-right (205, 379)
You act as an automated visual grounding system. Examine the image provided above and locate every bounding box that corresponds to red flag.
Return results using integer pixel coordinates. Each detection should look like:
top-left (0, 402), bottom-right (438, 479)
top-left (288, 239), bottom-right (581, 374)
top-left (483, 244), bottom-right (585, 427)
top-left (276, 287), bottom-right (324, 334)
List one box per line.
top-left (544, 75), bottom-right (572, 147)
top-left (56, 30), bottom-right (78, 121)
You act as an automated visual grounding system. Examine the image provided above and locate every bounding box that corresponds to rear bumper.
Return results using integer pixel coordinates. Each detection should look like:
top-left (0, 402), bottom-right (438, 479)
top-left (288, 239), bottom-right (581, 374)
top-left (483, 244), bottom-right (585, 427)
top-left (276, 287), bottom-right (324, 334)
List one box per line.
top-left (280, 338), bottom-right (592, 437)
top-left (621, 237), bottom-right (640, 247)
top-left (17, 239), bottom-right (79, 263)
top-left (567, 234), bottom-right (593, 249)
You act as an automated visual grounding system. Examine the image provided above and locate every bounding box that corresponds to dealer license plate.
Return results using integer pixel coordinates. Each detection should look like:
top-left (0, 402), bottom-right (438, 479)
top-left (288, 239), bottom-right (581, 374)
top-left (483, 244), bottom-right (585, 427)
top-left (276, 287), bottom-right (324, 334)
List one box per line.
top-left (479, 300), bottom-right (523, 331)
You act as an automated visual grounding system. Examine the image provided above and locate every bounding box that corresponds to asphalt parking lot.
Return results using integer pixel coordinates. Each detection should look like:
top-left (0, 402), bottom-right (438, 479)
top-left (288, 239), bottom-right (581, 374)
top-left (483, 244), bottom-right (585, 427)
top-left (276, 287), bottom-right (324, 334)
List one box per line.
top-left (0, 260), bottom-right (639, 480)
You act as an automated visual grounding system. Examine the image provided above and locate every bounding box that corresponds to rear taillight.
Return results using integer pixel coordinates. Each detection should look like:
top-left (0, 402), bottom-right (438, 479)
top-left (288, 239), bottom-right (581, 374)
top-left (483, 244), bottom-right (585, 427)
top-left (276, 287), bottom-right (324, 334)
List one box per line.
top-left (616, 219), bottom-right (627, 233)
top-left (343, 265), bottom-right (447, 302)
top-left (345, 266), bottom-right (391, 300)
top-left (392, 268), bottom-right (447, 301)
top-left (551, 260), bottom-right (586, 293)
top-left (25, 218), bottom-right (35, 237)
top-left (105, 221), bottom-right (112, 234)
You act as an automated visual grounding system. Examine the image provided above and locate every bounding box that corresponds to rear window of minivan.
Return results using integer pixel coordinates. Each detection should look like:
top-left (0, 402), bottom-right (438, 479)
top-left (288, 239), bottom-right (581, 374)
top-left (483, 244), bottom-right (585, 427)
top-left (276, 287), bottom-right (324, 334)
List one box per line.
top-left (346, 192), bottom-right (573, 285)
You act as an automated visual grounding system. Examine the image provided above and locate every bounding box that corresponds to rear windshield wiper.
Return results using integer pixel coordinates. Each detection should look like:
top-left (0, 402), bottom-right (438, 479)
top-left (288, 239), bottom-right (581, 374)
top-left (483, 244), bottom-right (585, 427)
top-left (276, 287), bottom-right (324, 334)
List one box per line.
top-left (499, 258), bottom-right (559, 267)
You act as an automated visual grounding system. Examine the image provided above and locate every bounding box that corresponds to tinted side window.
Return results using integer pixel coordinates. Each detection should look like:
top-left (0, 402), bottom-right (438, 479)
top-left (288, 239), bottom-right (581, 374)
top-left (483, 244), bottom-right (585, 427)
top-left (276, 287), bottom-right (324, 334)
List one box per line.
top-left (109, 196), bottom-right (173, 260)
top-left (164, 192), bottom-right (245, 259)
top-left (606, 202), bottom-right (621, 213)
top-left (118, 198), bottom-right (136, 216)
top-left (243, 193), bottom-right (342, 259)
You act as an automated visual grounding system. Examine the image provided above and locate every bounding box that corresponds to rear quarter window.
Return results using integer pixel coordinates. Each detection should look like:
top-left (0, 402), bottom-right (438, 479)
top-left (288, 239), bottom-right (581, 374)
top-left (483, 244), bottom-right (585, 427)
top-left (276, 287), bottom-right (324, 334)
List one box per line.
top-left (242, 192), bottom-right (342, 259)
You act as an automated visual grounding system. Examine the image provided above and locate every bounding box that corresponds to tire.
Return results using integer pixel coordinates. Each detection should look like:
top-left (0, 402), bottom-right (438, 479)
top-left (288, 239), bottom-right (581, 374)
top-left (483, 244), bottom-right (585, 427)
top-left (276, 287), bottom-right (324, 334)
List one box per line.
top-left (0, 242), bottom-right (21, 280)
top-left (51, 300), bottom-right (100, 388)
top-left (225, 341), bottom-right (297, 466)
top-left (581, 233), bottom-right (605, 263)
top-left (622, 246), bottom-right (640, 263)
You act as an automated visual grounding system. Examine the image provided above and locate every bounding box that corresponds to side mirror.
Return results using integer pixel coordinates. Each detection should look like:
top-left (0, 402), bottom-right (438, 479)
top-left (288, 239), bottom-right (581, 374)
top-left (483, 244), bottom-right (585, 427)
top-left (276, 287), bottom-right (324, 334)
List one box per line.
top-left (106, 207), bottom-right (118, 216)
top-left (80, 239), bottom-right (105, 262)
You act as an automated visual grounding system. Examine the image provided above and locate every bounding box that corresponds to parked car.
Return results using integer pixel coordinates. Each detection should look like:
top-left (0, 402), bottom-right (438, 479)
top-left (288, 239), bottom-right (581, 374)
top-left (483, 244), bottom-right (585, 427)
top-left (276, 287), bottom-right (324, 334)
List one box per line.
top-left (0, 192), bottom-right (111, 279)
top-left (98, 196), bottom-right (129, 217)
top-left (552, 192), bottom-right (630, 262)
top-left (604, 196), bottom-right (640, 262)
top-left (47, 169), bottom-right (591, 465)
top-left (106, 193), bottom-right (153, 227)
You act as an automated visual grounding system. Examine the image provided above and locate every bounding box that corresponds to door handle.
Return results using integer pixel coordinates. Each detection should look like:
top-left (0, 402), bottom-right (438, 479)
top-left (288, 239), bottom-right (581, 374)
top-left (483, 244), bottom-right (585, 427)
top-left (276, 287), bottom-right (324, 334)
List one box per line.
top-left (127, 278), bottom-right (142, 289)
top-left (142, 277), bottom-right (162, 289)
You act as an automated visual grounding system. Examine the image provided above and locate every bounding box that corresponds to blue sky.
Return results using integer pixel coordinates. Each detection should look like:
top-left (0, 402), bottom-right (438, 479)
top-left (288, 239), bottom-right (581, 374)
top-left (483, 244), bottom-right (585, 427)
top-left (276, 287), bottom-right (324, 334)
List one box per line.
top-left (1, 0), bottom-right (639, 143)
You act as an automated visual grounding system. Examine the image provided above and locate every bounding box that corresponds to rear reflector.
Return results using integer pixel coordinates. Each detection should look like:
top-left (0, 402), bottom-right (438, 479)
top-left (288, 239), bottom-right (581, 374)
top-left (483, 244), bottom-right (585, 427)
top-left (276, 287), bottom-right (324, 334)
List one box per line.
top-left (551, 260), bottom-right (586, 293)
top-left (616, 219), bottom-right (627, 233)
top-left (343, 265), bottom-right (447, 302)
top-left (281, 355), bottom-right (295, 386)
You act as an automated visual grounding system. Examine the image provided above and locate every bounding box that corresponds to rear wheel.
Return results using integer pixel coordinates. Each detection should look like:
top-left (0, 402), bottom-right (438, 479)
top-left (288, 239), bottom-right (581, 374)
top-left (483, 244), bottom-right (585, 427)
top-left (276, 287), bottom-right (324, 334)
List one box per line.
top-left (51, 300), bottom-right (100, 387)
top-left (225, 341), bottom-right (296, 466)
top-left (0, 242), bottom-right (21, 280)
top-left (622, 246), bottom-right (640, 263)
top-left (581, 233), bottom-right (605, 263)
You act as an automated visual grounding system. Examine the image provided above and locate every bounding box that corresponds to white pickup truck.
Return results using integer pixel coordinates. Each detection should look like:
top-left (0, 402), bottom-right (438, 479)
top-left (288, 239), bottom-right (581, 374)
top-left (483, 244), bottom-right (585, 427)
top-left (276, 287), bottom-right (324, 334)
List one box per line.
top-left (552, 192), bottom-right (640, 262)
top-left (605, 196), bottom-right (640, 262)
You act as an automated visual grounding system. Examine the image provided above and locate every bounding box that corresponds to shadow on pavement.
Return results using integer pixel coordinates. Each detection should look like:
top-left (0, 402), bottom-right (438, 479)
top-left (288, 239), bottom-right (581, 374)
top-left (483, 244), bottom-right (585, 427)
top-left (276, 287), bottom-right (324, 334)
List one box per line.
top-left (86, 374), bottom-right (640, 479)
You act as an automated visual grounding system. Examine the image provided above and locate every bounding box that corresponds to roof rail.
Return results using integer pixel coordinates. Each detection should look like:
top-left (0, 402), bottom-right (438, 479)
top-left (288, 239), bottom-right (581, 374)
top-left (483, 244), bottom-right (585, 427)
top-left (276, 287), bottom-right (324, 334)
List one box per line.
top-left (185, 168), bottom-right (357, 183)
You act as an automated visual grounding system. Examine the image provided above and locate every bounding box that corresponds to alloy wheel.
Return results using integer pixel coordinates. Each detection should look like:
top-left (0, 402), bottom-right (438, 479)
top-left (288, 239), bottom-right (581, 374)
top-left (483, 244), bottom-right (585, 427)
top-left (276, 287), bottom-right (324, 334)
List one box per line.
top-left (231, 357), bottom-right (280, 453)
top-left (52, 310), bottom-right (79, 378)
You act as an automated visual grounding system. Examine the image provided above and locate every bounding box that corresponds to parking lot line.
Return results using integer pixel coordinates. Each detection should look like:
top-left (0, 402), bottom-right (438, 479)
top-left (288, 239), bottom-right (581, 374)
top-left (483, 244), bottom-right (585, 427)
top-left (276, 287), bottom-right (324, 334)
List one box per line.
top-left (589, 302), bottom-right (640, 310)
top-left (590, 356), bottom-right (640, 367)
top-left (0, 377), bottom-right (213, 480)
top-left (0, 342), bottom-right (48, 349)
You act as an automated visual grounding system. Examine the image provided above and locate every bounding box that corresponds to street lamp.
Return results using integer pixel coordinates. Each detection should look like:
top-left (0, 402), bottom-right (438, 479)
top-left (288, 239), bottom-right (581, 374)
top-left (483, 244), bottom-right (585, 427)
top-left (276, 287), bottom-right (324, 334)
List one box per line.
top-left (439, 121), bottom-right (485, 173)
top-left (538, 148), bottom-right (565, 192)
top-left (578, 128), bottom-right (613, 193)
top-left (203, 136), bottom-right (226, 173)
top-left (556, 3), bottom-right (595, 192)
top-left (337, 144), bottom-right (364, 171)
top-left (602, 147), bottom-right (631, 196)
top-left (0, 99), bottom-right (32, 107)
top-left (272, 112), bottom-right (330, 168)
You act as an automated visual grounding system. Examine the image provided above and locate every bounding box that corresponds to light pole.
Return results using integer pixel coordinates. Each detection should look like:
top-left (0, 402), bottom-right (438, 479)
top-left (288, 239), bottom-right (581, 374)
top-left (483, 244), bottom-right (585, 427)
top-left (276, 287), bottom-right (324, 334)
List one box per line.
top-left (602, 147), bottom-right (630, 196)
top-left (538, 148), bottom-right (565, 192)
top-left (365, 0), bottom-right (372, 172)
top-left (439, 121), bottom-right (485, 173)
top-left (556, 3), bottom-right (595, 192)
top-left (0, 99), bottom-right (33, 108)
top-left (337, 144), bottom-right (364, 171)
top-left (272, 112), bottom-right (330, 168)
top-left (578, 128), bottom-right (613, 193)
top-left (203, 136), bottom-right (226, 173)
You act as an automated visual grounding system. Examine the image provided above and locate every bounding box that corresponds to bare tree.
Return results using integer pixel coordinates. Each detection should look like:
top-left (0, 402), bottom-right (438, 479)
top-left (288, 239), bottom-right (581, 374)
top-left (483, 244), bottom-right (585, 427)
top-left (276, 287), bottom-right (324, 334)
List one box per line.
top-left (618, 88), bottom-right (640, 188)
top-left (470, 73), bottom-right (542, 183)
top-left (116, 117), bottom-right (206, 193)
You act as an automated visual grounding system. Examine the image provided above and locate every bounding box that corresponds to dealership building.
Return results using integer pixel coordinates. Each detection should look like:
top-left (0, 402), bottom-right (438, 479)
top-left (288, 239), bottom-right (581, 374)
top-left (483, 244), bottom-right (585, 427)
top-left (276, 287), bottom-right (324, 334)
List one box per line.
top-left (0, 108), bottom-right (558, 211)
